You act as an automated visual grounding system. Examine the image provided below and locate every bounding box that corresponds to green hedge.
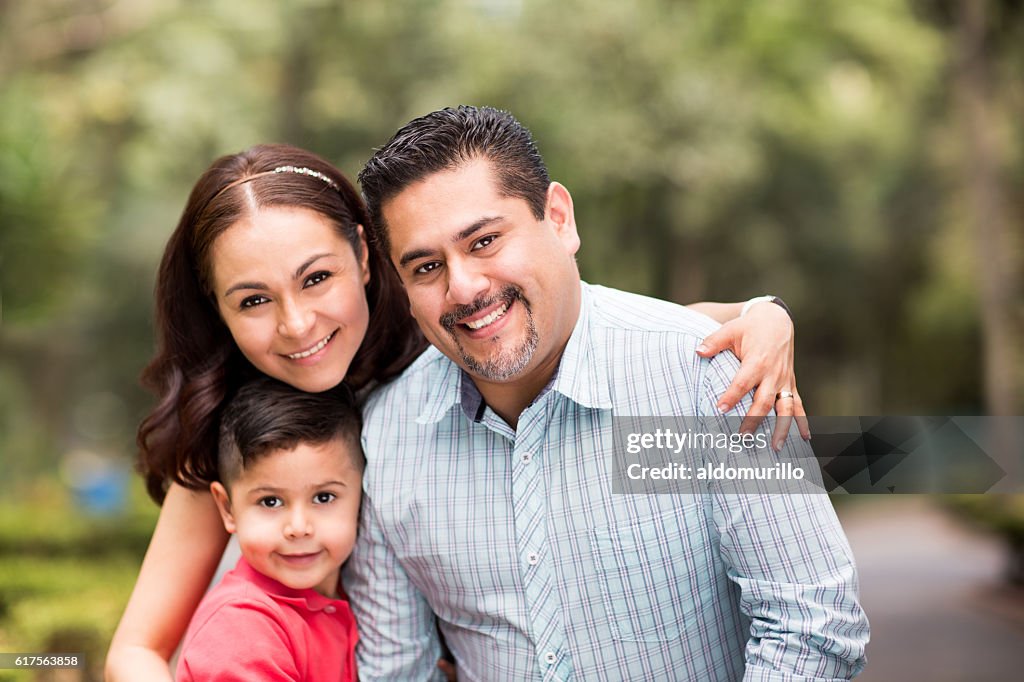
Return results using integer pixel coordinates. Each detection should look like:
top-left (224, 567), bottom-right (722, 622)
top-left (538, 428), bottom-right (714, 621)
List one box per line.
top-left (0, 478), bottom-right (158, 682)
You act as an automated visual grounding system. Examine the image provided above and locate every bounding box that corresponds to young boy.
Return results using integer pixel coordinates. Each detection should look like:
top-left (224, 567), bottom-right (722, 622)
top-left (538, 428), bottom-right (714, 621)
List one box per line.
top-left (175, 376), bottom-right (363, 681)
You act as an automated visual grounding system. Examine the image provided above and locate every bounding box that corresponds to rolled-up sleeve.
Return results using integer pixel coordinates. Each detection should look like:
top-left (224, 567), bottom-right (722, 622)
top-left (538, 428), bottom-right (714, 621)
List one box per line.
top-left (715, 491), bottom-right (870, 681)
top-left (700, 353), bottom-right (869, 680)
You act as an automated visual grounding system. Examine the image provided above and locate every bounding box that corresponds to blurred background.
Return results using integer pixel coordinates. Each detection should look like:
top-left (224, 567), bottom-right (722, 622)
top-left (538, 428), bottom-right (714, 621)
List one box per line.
top-left (0, 0), bottom-right (1022, 680)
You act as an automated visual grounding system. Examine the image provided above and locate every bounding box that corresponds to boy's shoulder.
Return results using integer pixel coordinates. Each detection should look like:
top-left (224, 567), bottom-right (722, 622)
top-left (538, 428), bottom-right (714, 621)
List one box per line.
top-left (184, 564), bottom-right (286, 629)
top-left (175, 570), bottom-right (298, 680)
top-left (176, 560), bottom-right (358, 681)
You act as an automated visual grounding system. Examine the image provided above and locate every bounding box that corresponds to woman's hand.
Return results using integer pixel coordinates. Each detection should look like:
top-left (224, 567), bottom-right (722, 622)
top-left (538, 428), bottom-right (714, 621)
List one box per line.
top-left (106, 484), bottom-right (229, 681)
top-left (695, 301), bottom-right (810, 450)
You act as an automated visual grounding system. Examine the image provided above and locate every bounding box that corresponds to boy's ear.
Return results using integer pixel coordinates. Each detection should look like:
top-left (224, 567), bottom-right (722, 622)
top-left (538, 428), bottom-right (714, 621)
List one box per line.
top-left (210, 482), bottom-right (237, 534)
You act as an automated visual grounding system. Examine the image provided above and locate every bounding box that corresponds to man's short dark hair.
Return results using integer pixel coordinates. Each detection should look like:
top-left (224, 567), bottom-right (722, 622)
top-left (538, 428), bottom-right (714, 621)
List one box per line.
top-left (358, 105), bottom-right (551, 252)
top-left (217, 376), bottom-right (363, 487)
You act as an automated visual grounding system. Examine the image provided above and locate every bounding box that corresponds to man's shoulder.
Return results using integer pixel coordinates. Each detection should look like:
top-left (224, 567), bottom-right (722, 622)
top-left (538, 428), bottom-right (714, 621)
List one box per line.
top-left (586, 284), bottom-right (721, 340)
top-left (364, 346), bottom-right (451, 416)
top-left (579, 285), bottom-right (741, 416)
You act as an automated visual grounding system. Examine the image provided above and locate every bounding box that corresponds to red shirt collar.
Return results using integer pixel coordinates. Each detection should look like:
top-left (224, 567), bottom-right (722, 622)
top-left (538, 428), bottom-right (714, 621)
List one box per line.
top-left (234, 557), bottom-right (350, 614)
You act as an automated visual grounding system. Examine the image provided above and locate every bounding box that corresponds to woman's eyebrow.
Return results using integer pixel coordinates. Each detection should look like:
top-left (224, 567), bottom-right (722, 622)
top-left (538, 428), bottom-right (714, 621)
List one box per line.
top-left (222, 253), bottom-right (334, 297)
top-left (293, 253), bottom-right (333, 279)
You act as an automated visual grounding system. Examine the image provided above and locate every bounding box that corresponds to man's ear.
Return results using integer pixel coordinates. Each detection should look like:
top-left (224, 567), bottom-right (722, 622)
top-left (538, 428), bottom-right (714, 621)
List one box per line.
top-left (210, 482), bottom-right (237, 534)
top-left (355, 224), bottom-right (371, 286)
top-left (545, 182), bottom-right (581, 257)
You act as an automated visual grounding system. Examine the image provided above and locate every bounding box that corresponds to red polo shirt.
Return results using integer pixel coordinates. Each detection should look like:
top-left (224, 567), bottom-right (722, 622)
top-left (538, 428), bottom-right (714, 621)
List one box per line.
top-left (176, 557), bottom-right (357, 681)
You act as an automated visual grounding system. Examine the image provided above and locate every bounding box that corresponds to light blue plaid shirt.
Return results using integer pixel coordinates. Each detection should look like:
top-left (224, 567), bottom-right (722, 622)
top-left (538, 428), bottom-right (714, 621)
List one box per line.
top-left (345, 283), bottom-right (868, 681)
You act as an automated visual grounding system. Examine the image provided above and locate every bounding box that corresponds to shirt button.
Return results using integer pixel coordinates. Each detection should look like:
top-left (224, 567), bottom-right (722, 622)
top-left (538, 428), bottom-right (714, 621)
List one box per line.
top-left (527, 552), bottom-right (539, 565)
top-left (521, 452), bottom-right (533, 463)
top-left (323, 605), bottom-right (336, 614)
top-left (544, 651), bottom-right (557, 665)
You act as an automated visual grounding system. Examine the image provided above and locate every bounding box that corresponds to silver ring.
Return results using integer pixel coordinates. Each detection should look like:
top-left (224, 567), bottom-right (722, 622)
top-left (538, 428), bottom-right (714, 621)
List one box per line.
top-left (776, 391), bottom-right (794, 401)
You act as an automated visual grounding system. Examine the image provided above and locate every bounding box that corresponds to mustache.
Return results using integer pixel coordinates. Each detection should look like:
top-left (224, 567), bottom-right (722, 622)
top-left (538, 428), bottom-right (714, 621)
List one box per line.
top-left (440, 285), bottom-right (524, 332)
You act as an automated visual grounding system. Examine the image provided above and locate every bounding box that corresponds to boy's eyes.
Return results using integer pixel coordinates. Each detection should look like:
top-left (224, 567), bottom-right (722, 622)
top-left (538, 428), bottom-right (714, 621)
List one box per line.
top-left (256, 493), bottom-right (336, 507)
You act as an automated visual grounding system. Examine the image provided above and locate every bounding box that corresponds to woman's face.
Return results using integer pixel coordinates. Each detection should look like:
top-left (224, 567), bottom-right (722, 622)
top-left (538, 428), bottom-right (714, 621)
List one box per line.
top-left (210, 206), bottom-right (370, 393)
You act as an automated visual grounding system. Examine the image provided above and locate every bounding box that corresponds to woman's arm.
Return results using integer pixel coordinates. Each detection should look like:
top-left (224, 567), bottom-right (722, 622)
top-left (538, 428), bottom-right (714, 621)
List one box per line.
top-left (685, 301), bottom-right (745, 324)
top-left (686, 298), bottom-right (809, 447)
top-left (106, 483), bottom-right (229, 682)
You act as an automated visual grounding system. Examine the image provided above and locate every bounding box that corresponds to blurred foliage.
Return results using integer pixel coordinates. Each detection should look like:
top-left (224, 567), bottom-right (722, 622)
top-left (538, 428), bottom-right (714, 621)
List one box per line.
top-left (0, 0), bottom-right (1022, 667)
top-left (946, 494), bottom-right (1024, 583)
top-left (0, 479), bottom-right (158, 681)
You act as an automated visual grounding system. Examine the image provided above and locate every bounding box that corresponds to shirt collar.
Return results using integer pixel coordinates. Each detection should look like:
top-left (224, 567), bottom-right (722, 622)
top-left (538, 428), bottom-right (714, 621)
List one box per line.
top-left (549, 282), bottom-right (613, 410)
top-left (234, 557), bottom-right (349, 614)
top-left (414, 282), bottom-right (613, 425)
top-left (415, 347), bottom-right (464, 424)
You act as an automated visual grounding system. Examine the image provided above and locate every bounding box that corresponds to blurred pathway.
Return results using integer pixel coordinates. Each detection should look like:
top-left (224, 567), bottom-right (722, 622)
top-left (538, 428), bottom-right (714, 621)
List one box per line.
top-left (838, 497), bottom-right (1024, 681)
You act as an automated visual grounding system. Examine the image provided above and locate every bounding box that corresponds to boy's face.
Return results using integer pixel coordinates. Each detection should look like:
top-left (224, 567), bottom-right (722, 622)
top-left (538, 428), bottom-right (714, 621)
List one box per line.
top-left (210, 438), bottom-right (362, 598)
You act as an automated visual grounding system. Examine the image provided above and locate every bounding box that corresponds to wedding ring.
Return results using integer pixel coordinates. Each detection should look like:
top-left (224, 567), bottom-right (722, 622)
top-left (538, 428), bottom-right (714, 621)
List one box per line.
top-left (776, 391), bottom-right (794, 401)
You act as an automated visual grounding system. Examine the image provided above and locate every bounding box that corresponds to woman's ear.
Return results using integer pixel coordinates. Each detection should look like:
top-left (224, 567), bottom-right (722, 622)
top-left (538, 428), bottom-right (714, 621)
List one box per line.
top-left (210, 482), bottom-right (237, 534)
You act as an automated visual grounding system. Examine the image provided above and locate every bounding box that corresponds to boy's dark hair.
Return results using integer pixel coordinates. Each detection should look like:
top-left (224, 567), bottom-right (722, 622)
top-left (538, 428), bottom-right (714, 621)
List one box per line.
top-left (217, 376), bottom-right (363, 487)
top-left (358, 105), bottom-right (551, 252)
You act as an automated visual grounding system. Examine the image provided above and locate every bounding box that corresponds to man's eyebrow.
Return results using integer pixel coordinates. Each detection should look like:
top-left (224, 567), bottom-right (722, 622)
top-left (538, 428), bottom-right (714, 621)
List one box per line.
top-left (453, 216), bottom-right (501, 243)
top-left (222, 253), bottom-right (333, 297)
top-left (398, 216), bottom-right (503, 269)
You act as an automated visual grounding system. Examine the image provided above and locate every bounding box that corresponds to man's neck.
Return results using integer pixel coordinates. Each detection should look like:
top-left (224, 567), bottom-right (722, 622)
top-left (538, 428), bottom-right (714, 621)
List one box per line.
top-left (474, 323), bottom-right (578, 430)
top-left (475, 366), bottom-right (557, 430)
top-left (468, 281), bottom-right (584, 430)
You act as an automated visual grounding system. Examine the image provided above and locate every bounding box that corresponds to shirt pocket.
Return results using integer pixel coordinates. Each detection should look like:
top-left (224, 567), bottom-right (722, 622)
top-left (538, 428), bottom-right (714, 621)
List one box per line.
top-left (589, 502), bottom-right (708, 642)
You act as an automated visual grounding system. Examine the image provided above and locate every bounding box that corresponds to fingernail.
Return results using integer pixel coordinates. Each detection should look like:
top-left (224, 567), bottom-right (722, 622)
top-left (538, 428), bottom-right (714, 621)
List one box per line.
top-left (696, 344), bottom-right (709, 354)
top-left (717, 403), bottom-right (729, 412)
top-left (804, 433), bottom-right (812, 441)
top-left (773, 439), bottom-right (783, 451)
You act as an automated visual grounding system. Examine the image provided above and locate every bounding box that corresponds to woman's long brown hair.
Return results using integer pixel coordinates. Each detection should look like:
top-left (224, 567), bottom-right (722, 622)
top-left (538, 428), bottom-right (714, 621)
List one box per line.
top-left (137, 144), bottom-right (425, 503)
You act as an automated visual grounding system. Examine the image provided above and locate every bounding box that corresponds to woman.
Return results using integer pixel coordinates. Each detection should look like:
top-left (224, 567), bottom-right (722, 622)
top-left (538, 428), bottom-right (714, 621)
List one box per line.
top-left (106, 143), bottom-right (804, 680)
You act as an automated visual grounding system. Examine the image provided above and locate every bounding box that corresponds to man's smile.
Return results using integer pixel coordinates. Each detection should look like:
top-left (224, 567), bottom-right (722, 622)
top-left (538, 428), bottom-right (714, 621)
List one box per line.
top-left (463, 300), bottom-right (510, 330)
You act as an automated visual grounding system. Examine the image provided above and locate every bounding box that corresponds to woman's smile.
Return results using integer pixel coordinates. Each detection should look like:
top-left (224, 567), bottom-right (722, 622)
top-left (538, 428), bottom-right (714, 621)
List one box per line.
top-left (284, 329), bottom-right (337, 361)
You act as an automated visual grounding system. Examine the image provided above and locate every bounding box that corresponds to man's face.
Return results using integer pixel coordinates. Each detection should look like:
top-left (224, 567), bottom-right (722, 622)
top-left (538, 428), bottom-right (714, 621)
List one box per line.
top-left (383, 158), bottom-right (581, 393)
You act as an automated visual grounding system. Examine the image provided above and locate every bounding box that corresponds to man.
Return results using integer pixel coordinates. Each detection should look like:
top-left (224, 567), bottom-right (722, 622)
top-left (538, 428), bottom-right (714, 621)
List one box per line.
top-left (345, 106), bottom-right (868, 681)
